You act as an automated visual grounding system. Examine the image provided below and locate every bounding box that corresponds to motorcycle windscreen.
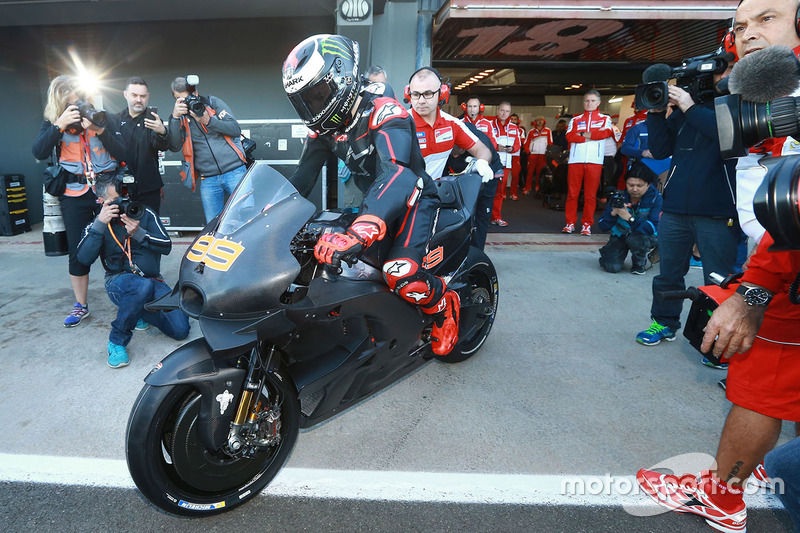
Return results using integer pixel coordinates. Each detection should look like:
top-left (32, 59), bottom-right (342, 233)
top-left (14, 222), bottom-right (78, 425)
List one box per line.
top-left (216, 163), bottom-right (304, 236)
top-left (179, 162), bottom-right (317, 318)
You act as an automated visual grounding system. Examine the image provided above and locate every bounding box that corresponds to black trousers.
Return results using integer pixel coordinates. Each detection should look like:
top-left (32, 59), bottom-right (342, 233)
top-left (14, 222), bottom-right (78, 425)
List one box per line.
top-left (471, 177), bottom-right (499, 250)
top-left (60, 191), bottom-right (100, 276)
top-left (599, 232), bottom-right (657, 273)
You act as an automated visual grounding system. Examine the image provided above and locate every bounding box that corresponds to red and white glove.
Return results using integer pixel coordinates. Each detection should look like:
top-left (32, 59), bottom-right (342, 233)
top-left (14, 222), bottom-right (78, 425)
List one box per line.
top-left (314, 231), bottom-right (365, 265)
top-left (314, 214), bottom-right (387, 266)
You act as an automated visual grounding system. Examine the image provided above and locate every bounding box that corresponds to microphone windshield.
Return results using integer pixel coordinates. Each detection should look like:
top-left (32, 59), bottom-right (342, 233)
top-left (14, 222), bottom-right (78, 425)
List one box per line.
top-left (729, 46), bottom-right (800, 102)
top-left (642, 64), bottom-right (672, 83)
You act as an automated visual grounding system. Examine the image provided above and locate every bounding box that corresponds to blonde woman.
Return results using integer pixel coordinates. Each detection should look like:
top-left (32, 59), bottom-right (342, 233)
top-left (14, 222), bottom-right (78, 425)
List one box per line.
top-left (32, 75), bottom-right (127, 327)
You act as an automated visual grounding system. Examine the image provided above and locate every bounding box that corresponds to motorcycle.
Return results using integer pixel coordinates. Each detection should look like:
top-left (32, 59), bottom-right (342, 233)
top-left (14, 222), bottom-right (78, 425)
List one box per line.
top-left (125, 162), bottom-right (499, 515)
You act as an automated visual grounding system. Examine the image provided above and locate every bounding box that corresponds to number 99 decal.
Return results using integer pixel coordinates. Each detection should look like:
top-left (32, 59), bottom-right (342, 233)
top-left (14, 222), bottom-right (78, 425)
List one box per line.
top-left (186, 234), bottom-right (246, 272)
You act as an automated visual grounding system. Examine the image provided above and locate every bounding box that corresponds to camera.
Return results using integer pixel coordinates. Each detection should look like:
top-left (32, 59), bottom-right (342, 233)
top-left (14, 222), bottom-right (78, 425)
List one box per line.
top-left (608, 190), bottom-right (627, 209)
top-left (66, 99), bottom-right (108, 134)
top-left (110, 196), bottom-right (145, 220)
top-left (635, 50), bottom-right (732, 110)
top-left (752, 155), bottom-right (800, 251)
top-left (715, 94), bottom-right (800, 159)
top-left (182, 94), bottom-right (206, 115)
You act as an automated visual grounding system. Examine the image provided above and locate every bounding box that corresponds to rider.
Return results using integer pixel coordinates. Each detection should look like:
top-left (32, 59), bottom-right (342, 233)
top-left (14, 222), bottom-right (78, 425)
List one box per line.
top-left (283, 34), bottom-right (460, 356)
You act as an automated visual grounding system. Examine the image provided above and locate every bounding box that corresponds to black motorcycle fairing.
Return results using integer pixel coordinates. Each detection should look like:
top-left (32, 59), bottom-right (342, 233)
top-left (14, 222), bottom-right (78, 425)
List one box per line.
top-left (144, 338), bottom-right (247, 450)
top-left (198, 309), bottom-right (296, 355)
top-left (177, 163), bottom-right (317, 320)
top-left (282, 276), bottom-right (427, 425)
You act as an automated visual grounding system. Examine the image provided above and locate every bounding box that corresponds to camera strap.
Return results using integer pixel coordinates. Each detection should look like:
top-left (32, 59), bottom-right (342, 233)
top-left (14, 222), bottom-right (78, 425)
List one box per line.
top-left (107, 222), bottom-right (145, 277)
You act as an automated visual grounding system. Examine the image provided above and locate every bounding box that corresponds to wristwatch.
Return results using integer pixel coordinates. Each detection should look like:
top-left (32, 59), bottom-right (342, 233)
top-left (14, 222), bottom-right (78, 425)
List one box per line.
top-left (628, 216), bottom-right (635, 224)
top-left (735, 284), bottom-right (773, 307)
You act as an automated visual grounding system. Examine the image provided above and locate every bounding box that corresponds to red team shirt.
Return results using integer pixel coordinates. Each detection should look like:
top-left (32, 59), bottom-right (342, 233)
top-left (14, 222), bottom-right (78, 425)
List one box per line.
top-left (463, 114), bottom-right (497, 149)
top-left (412, 108), bottom-right (479, 180)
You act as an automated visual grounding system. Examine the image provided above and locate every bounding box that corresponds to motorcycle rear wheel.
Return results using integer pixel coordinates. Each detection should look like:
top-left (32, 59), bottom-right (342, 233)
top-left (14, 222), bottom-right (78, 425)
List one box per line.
top-left (436, 259), bottom-right (499, 363)
top-left (126, 370), bottom-right (300, 516)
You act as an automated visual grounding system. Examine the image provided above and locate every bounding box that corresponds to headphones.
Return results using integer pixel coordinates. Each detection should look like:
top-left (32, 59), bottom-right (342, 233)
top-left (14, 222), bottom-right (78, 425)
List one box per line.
top-left (460, 97), bottom-right (485, 113)
top-left (723, 3), bottom-right (800, 61)
top-left (404, 66), bottom-right (450, 107)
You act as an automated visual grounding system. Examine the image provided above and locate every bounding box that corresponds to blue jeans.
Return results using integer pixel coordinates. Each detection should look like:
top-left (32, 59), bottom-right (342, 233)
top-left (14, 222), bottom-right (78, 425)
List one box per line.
top-left (650, 212), bottom-right (740, 331)
top-left (199, 164), bottom-right (246, 223)
top-left (105, 273), bottom-right (190, 346)
top-left (765, 437), bottom-right (800, 530)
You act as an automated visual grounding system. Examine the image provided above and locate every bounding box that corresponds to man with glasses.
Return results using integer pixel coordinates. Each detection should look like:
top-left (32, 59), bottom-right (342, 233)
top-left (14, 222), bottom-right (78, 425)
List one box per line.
top-left (407, 67), bottom-right (492, 181)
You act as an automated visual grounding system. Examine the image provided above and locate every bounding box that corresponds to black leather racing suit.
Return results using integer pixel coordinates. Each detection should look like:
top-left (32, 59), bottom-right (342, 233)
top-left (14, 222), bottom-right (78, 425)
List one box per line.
top-left (290, 87), bottom-right (447, 312)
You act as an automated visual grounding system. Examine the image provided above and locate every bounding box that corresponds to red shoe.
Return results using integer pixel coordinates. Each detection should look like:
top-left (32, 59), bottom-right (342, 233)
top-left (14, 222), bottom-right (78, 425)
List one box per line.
top-left (510, 194), bottom-right (519, 200)
top-left (431, 291), bottom-right (460, 356)
top-left (562, 223), bottom-right (575, 234)
top-left (580, 223), bottom-right (592, 236)
top-left (636, 469), bottom-right (747, 533)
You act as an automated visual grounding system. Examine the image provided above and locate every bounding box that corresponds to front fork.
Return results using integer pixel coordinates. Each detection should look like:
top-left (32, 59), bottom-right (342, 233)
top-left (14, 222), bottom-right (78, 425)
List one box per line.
top-left (226, 344), bottom-right (276, 453)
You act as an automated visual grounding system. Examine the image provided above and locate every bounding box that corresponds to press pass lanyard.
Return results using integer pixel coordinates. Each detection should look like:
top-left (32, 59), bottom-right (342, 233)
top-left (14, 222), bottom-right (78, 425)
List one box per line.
top-left (108, 222), bottom-right (145, 277)
top-left (80, 132), bottom-right (96, 185)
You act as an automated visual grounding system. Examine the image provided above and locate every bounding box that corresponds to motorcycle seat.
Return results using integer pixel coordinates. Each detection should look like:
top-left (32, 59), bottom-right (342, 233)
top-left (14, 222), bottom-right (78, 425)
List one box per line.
top-left (436, 179), bottom-right (460, 208)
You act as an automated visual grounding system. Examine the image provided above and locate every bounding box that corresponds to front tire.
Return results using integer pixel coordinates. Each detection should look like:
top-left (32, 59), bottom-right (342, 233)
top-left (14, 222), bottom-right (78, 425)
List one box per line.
top-left (436, 259), bottom-right (499, 363)
top-left (126, 369), bottom-right (300, 516)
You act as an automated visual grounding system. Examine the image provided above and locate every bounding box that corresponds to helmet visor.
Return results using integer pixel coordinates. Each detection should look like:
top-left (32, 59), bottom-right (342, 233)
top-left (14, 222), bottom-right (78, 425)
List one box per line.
top-left (288, 77), bottom-right (336, 124)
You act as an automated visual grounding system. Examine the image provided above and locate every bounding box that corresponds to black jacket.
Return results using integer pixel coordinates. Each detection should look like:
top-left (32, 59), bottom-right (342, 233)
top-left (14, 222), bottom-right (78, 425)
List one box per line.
top-left (114, 109), bottom-right (170, 195)
top-left (646, 101), bottom-right (737, 218)
top-left (76, 206), bottom-right (171, 279)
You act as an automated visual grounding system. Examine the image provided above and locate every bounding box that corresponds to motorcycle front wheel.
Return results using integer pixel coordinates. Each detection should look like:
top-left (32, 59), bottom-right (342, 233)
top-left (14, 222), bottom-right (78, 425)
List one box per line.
top-left (126, 369), bottom-right (300, 516)
top-left (436, 258), bottom-right (499, 363)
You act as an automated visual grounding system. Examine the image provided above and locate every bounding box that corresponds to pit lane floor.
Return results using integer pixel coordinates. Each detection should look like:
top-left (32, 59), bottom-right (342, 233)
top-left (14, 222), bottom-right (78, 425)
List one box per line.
top-left (0, 227), bottom-right (793, 532)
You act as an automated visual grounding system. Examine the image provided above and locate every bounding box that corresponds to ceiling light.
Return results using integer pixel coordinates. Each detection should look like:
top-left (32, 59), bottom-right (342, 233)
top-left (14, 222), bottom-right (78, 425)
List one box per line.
top-left (608, 97), bottom-right (623, 103)
top-left (571, 84), bottom-right (581, 88)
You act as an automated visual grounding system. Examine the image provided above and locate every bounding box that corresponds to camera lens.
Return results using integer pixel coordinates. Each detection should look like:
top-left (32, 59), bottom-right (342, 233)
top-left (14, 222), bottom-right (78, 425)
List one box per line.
top-left (125, 201), bottom-right (145, 220)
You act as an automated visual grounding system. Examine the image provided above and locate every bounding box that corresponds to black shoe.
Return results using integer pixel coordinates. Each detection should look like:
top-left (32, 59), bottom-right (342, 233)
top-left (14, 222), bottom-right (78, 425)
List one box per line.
top-left (631, 265), bottom-right (646, 275)
top-left (718, 378), bottom-right (727, 390)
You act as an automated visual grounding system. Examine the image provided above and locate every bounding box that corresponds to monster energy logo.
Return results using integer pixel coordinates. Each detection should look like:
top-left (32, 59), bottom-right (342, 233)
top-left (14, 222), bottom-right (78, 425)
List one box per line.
top-left (321, 38), bottom-right (352, 59)
top-left (331, 114), bottom-right (342, 124)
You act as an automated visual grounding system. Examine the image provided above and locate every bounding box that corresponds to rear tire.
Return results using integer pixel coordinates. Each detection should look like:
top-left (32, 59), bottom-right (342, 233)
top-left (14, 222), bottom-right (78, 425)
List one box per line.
top-left (126, 369), bottom-right (299, 516)
top-left (436, 259), bottom-right (499, 363)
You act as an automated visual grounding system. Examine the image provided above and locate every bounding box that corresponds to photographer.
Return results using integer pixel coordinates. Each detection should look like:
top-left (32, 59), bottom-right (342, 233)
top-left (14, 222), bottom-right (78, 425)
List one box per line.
top-left (167, 76), bottom-right (247, 223)
top-left (114, 76), bottom-right (169, 214)
top-left (32, 74), bottom-right (126, 328)
top-left (75, 173), bottom-right (189, 368)
top-left (635, 70), bottom-right (740, 348)
top-left (597, 170), bottom-right (662, 275)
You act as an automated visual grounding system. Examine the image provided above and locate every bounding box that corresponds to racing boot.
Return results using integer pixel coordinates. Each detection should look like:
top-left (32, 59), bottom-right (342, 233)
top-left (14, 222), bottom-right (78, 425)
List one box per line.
top-left (429, 290), bottom-right (460, 355)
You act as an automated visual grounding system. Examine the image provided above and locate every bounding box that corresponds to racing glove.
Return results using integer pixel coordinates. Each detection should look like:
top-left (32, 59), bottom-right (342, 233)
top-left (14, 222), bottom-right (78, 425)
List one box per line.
top-left (314, 215), bottom-right (387, 266)
top-left (314, 232), bottom-right (364, 265)
top-left (465, 157), bottom-right (494, 183)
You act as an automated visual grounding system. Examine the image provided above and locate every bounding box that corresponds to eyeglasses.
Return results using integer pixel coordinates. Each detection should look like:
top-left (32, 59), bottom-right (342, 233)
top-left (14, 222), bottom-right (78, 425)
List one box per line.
top-left (409, 89), bottom-right (440, 101)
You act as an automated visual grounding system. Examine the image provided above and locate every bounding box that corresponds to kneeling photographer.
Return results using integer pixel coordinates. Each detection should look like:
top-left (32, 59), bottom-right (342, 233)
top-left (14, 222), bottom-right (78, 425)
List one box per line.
top-left (76, 172), bottom-right (189, 369)
top-left (597, 170), bottom-right (662, 275)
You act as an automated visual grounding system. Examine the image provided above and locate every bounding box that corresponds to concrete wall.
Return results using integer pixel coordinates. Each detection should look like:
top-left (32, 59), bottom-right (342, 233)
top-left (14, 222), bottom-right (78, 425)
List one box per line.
top-left (371, 1), bottom-right (418, 99)
top-left (1, 16), bottom-right (333, 225)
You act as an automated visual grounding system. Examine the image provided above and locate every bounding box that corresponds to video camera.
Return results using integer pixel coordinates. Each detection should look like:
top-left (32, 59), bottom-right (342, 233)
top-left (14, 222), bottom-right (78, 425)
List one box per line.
top-left (635, 50), bottom-right (732, 110)
top-left (713, 46), bottom-right (800, 250)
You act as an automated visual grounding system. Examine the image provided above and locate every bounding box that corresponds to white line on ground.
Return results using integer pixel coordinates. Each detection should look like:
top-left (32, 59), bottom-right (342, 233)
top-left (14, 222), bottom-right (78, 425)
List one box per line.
top-left (0, 453), bottom-right (784, 510)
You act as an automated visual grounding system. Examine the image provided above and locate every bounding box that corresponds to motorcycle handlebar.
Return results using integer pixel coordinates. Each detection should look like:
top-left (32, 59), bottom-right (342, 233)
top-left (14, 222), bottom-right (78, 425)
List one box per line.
top-left (656, 287), bottom-right (701, 302)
